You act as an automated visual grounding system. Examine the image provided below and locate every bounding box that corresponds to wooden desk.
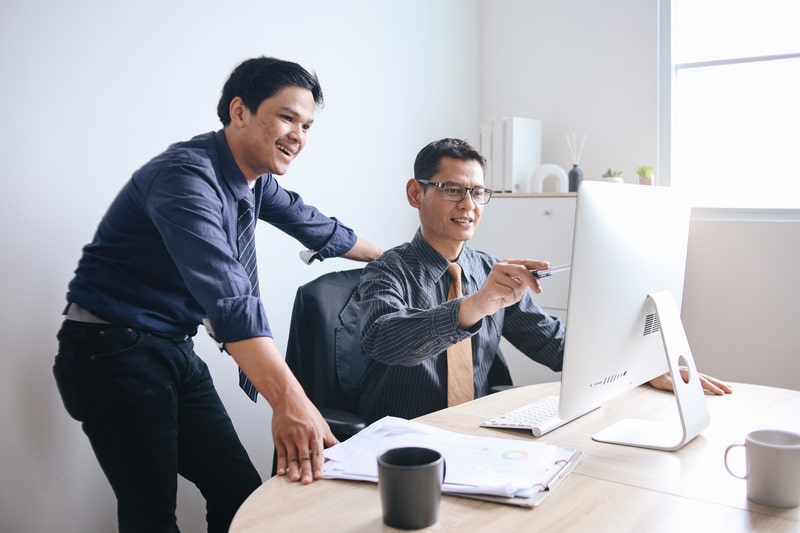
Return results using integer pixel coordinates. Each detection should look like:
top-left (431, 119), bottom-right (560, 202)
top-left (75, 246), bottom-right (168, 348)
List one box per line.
top-left (231, 383), bottom-right (800, 532)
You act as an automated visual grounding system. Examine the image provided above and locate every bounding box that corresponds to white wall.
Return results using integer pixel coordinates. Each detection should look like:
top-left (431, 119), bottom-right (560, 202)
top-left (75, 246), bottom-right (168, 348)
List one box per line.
top-left (0, 1), bottom-right (479, 531)
top-left (683, 210), bottom-right (800, 391)
top-left (479, 0), bottom-right (658, 182)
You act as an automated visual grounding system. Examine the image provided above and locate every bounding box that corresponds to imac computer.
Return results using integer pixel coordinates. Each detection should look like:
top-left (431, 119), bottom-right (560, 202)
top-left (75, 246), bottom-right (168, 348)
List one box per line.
top-left (557, 181), bottom-right (709, 451)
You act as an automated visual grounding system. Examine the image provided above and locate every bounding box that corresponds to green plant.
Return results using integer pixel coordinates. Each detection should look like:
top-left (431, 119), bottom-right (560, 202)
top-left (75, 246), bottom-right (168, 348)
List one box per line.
top-left (602, 168), bottom-right (623, 178)
top-left (635, 165), bottom-right (655, 177)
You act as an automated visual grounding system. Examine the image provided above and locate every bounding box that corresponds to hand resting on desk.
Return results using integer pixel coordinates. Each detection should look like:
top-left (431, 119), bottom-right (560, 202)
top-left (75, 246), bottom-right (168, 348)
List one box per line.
top-left (649, 367), bottom-right (733, 396)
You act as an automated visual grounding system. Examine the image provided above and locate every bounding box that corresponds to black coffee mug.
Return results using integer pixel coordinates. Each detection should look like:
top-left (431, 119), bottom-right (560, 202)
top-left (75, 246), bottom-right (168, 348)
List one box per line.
top-left (377, 447), bottom-right (446, 530)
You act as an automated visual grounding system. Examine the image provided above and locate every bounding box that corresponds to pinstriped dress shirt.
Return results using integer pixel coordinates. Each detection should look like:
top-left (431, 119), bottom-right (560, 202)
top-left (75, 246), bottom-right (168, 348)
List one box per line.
top-left (357, 229), bottom-right (565, 423)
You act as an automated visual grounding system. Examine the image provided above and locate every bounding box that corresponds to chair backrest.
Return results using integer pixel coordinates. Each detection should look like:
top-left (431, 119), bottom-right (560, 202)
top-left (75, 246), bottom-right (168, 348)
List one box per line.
top-left (285, 269), bottom-right (365, 414)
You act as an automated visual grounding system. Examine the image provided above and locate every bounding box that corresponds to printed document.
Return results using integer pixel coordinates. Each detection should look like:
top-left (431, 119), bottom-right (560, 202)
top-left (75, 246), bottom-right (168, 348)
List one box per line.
top-left (323, 416), bottom-right (581, 506)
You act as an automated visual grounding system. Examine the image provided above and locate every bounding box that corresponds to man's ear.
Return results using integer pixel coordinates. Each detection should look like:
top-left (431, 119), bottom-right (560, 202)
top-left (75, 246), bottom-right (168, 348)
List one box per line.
top-left (228, 97), bottom-right (247, 127)
top-left (406, 178), bottom-right (423, 208)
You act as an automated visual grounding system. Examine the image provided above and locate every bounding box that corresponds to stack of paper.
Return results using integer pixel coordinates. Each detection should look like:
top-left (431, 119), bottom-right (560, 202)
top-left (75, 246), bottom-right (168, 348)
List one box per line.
top-left (322, 417), bottom-right (582, 507)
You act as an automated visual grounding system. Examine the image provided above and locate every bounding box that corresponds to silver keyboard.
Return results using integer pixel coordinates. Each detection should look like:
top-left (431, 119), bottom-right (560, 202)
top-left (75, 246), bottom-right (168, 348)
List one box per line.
top-left (480, 396), bottom-right (597, 437)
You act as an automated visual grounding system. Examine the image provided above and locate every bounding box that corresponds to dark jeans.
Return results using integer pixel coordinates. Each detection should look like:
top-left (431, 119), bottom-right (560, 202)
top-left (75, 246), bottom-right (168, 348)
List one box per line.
top-left (53, 320), bottom-right (262, 533)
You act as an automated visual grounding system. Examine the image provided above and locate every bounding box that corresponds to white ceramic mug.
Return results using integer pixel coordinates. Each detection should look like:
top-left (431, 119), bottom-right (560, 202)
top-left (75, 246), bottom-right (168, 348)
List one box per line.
top-left (724, 429), bottom-right (800, 508)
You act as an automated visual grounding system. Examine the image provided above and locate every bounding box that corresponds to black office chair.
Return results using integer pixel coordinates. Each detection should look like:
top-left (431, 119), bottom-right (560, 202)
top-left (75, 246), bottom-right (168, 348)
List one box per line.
top-left (285, 268), bottom-right (368, 442)
top-left (271, 267), bottom-right (513, 474)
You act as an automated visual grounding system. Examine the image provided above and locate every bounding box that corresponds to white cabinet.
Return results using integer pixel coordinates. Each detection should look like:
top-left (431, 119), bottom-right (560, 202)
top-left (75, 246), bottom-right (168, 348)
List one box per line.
top-left (469, 194), bottom-right (576, 385)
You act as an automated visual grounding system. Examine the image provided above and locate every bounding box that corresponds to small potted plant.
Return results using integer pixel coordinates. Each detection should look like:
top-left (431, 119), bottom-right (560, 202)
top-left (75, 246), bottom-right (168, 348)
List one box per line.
top-left (635, 165), bottom-right (655, 186)
top-left (601, 168), bottom-right (624, 184)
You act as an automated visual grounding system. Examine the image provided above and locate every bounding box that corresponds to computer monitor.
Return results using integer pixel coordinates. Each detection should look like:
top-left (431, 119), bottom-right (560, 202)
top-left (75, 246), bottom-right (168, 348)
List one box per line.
top-left (557, 181), bottom-right (709, 451)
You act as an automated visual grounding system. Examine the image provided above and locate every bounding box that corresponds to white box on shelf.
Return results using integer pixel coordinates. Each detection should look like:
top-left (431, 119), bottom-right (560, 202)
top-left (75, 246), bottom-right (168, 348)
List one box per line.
top-left (504, 117), bottom-right (542, 193)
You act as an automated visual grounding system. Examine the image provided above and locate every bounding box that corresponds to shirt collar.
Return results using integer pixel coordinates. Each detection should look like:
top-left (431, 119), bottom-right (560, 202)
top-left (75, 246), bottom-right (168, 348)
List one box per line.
top-left (213, 129), bottom-right (260, 201)
top-left (410, 229), bottom-right (478, 279)
top-left (411, 229), bottom-right (450, 276)
top-left (409, 229), bottom-right (486, 291)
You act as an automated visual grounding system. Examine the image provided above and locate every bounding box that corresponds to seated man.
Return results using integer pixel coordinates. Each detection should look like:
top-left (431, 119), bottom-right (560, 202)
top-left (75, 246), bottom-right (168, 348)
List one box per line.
top-left (357, 138), bottom-right (731, 424)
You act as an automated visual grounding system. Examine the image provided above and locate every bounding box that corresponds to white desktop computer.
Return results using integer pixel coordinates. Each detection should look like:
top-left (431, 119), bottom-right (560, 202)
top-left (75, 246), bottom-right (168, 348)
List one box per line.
top-left (557, 180), bottom-right (709, 450)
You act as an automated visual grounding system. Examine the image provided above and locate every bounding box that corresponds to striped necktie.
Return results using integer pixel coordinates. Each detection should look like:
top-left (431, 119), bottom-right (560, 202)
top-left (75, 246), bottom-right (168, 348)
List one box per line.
top-left (446, 262), bottom-right (474, 406)
top-left (237, 191), bottom-right (259, 402)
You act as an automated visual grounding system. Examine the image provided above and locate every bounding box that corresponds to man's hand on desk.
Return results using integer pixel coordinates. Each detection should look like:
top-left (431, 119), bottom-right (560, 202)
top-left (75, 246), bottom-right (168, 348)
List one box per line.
top-left (271, 389), bottom-right (339, 485)
top-left (228, 336), bottom-right (339, 484)
top-left (649, 367), bottom-right (734, 395)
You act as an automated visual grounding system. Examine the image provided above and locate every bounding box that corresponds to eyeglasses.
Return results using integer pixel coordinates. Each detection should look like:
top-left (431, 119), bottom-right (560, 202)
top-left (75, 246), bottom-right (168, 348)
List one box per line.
top-left (417, 180), bottom-right (493, 205)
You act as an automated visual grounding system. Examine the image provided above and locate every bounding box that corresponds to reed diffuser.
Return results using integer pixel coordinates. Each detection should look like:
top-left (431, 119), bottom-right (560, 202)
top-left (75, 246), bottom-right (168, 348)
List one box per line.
top-left (566, 132), bottom-right (586, 192)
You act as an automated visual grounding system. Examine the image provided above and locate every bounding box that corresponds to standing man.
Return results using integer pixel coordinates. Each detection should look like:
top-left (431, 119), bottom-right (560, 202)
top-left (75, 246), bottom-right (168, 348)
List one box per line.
top-left (53, 56), bottom-right (382, 532)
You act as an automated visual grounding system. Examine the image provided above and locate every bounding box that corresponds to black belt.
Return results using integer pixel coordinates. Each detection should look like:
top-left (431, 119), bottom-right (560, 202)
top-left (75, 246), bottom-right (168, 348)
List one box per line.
top-left (64, 303), bottom-right (193, 341)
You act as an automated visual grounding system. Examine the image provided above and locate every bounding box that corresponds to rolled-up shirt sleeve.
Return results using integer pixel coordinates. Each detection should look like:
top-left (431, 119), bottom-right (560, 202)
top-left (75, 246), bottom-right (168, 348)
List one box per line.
top-left (207, 295), bottom-right (270, 344)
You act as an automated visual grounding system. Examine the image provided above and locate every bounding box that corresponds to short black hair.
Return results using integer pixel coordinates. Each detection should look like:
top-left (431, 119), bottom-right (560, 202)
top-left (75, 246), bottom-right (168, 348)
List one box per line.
top-left (217, 56), bottom-right (324, 126)
top-left (413, 138), bottom-right (486, 182)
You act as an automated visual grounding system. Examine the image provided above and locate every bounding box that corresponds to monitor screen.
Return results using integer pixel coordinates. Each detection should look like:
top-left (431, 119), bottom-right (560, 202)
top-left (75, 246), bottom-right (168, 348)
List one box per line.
top-left (557, 181), bottom-right (709, 450)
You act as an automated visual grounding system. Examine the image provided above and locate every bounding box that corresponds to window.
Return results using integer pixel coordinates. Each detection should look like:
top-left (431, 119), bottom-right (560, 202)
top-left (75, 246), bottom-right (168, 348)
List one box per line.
top-left (661, 0), bottom-right (800, 208)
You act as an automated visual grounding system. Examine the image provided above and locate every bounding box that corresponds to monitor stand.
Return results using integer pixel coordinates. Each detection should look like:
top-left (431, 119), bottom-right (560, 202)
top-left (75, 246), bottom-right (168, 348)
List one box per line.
top-left (592, 290), bottom-right (710, 451)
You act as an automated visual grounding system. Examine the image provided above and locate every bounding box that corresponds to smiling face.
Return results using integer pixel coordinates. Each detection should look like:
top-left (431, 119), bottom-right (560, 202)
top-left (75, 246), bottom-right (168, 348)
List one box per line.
top-left (407, 156), bottom-right (486, 261)
top-left (225, 85), bottom-right (316, 183)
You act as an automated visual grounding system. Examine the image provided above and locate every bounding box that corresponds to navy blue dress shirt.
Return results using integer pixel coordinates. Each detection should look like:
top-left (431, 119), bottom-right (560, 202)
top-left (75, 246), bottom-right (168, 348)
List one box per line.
top-left (66, 130), bottom-right (357, 342)
top-left (358, 230), bottom-right (565, 423)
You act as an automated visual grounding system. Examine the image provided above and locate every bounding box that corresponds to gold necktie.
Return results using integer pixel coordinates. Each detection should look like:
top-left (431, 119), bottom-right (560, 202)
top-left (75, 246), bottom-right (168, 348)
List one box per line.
top-left (446, 262), bottom-right (474, 406)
